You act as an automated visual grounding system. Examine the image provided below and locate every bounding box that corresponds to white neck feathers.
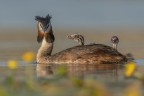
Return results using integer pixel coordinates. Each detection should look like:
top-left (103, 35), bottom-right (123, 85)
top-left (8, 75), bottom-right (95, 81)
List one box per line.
top-left (37, 37), bottom-right (54, 63)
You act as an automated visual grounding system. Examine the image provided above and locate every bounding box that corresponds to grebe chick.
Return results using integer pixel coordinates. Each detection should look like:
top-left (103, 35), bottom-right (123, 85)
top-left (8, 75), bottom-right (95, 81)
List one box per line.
top-left (35, 14), bottom-right (127, 64)
top-left (111, 36), bottom-right (119, 50)
top-left (67, 34), bottom-right (84, 45)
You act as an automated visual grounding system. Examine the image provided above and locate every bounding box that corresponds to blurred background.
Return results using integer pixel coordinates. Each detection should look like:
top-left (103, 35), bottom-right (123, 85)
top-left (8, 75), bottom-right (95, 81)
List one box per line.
top-left (0, 0), bottom-right (144, 60)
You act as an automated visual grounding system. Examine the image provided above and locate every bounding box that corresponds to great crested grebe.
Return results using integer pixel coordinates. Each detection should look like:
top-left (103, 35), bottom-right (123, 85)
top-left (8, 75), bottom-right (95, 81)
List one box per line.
top-left (67, 34), bottom-right (84, 45)
top-left (35, 14), bottom-right (127, 64)
top-left (111, 36), bottom-right (119, 50)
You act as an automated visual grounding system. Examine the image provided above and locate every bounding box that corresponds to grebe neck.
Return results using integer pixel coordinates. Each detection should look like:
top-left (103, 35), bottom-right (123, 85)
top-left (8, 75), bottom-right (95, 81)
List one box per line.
top-left (37, 37), bottom-right (54, 62)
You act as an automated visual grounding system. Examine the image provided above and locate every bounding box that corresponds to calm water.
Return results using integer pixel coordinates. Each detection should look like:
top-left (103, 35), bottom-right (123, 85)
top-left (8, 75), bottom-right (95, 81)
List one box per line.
top-left (0, 59), bottom-right (144, 80)
top-left (0, 59), bottom-right (144, 96)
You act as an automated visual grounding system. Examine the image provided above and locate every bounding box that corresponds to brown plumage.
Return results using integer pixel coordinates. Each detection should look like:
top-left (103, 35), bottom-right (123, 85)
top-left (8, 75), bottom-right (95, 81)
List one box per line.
top-left (35, 14), bottom-right (127, 64)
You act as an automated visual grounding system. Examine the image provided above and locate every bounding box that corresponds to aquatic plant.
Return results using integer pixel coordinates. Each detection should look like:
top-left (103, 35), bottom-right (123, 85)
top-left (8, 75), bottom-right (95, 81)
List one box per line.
top-left (7, 60), bottom-right (18, 70)
top-left (125, 62), bottom-right (137, 78)
top-left (125, 62), bottom-right (144, 81)
top-left (22, 52), bottom-right (36, 63)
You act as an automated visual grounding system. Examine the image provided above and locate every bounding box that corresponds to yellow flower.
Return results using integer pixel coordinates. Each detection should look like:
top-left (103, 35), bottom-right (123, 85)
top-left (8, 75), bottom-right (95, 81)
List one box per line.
top-left (8, 60), bottom-right (18, 70)
top-left (125, 62), bottom-right (137, 77)
top-left (22, 52), bottom-right (35, 63)
top-left (124, 82), bottom-right (142, 96)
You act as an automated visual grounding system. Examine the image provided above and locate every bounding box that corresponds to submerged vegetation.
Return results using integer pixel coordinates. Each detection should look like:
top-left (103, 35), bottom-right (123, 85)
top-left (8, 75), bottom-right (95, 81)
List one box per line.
top-left (0, 52), bottom-right (142, 96)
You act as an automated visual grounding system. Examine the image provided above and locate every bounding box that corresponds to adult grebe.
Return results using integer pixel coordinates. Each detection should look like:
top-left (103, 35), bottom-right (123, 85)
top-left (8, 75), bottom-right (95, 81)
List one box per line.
top-left (111, 36), bottom-right (119, 50)
top-left (67, 34), bottom-right (84, 45)
top-left (35, 14), bottom-right (127, 64)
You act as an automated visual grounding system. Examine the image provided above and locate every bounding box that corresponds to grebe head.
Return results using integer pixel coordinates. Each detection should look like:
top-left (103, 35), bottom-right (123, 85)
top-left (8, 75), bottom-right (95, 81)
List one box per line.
top-left (35, 14), bottom-right (52, 32)
top-left (35, 14), bottom-right (54, 43)
top-left (111, 36), bottom-right (119, 50)
top-left (67, 34), bottom-right (84, 45)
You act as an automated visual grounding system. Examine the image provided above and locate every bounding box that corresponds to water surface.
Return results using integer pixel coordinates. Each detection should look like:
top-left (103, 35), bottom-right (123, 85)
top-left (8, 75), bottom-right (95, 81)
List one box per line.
top-left (0, 59), bottom-right (144, 96)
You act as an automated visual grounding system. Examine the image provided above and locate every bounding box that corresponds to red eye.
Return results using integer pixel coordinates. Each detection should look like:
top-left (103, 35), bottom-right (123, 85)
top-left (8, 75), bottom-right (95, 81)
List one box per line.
top-left (40, 24), bottom-right (43, 28)
top-left (45, 24), bottom-right (49, 30)
top-left (40, 23), bottom-right (44, 30)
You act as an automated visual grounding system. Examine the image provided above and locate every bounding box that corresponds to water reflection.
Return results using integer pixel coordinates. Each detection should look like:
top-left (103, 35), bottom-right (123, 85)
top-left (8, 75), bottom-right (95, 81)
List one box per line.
top-left (36, 64), bottom-right (54, 78)
top-left (36, 63), bottom-right (124, 80)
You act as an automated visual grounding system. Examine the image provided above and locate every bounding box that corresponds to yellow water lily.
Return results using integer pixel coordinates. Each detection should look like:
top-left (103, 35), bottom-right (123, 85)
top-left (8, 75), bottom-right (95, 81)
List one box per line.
top-left (124, 82), bottom-right (142, 96)
top-left (22, 52), bottom-right (36, 63)
top-left (125, 62), bottom-right (137, 78)
top-left (8, 60), bottom-right (18, 70)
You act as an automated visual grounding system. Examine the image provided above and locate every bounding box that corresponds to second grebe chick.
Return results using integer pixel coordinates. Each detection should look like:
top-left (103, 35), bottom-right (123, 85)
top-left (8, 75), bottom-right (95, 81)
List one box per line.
top-left (67, 34), bottom-right (84, 45)
top-left (111, 36), bottom-right (119, 50)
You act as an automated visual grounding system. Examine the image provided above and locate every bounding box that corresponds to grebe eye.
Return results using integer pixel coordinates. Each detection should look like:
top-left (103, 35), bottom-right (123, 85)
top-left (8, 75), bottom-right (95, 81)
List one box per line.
top-left (40, 23), bottom-right (43, 28)
top-left (67, 35), bottom-right (71, 38)
top-left (74, 35), bottom-right (78, 38)
top-left (45, 24), bottom-right (49, 29)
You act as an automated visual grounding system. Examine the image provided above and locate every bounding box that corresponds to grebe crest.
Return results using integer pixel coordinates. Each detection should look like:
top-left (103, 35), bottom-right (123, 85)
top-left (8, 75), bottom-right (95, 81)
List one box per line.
top-left (111, 36), bottom-right (119, 50)
top-left (35, 15), bottom-right (52, 32)
top-left (35, 14), bottom-right (127, 64)
top-left (67, 34), bottom-right (84, 45)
